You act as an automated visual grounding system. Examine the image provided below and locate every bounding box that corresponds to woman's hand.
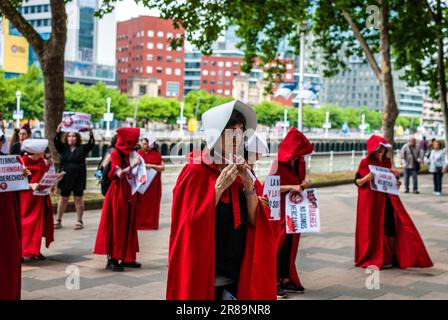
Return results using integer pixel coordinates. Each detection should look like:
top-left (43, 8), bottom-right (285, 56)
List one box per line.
top-left (215, 164), bottom-right (238, 205)
top-left (23, 168), bottom-right (31, 177)
top-left (259, 196), bottom-right (269, 208)
top-left (29, 183), bottom-right (38, 191)
top-left (289, 185), bottom-right (303, 193)
top-left (235, 156), bottom-right (253, 190)
top-left (301, 178), bottom-right (312, 190)
top-left (56, 123), bottom-right (63, 133)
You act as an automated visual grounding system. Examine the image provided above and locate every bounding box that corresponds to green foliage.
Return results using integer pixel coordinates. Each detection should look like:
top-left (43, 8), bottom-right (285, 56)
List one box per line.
top-left (137, 96), bottom-right (180, 124)
top-left (183, 90), bottom-right (233, 119)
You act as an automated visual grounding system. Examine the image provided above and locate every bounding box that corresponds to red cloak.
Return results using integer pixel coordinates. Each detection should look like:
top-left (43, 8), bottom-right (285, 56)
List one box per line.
top-left (94, 128), bottom-right (140, 262)
top-left (166, 150), bottom-right (277, 300)
top-left (355, 135), bottom-right (433, 269)
top-left (0, 191), bottom-right (22, 300)
top-left (269, 128), bottom-right (314, 287)
top-left (20, 155), bottom-right (54, 258)
top-left (136, 149), bottom-right (162, 230)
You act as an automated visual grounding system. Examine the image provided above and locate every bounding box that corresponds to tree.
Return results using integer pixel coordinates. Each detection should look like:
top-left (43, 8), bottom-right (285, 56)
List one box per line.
top-left (0, 0), bottom-right (67, 158)
top-left (392, 0), bottom-right (448, 151)
top-left (183, 90), bottom-right (233, 119)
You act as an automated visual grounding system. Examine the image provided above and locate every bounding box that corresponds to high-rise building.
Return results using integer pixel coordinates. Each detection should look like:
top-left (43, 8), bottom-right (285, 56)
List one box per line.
top-left (116, 16), bottom-right (184, 98)
top-left (13, 0), bottom-right (116, 85)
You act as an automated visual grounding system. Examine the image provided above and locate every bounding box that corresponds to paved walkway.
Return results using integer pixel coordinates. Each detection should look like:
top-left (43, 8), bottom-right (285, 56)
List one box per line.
top-left (22, 175), bottom-right (448, 300)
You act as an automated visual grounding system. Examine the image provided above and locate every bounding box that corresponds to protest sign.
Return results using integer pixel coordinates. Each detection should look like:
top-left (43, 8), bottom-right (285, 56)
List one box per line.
top-left (368, 165), bottom-right (400, 196)
top-left (285, 188), bottom-right (320, 233)
top-left (138, 168), bottom-right (158, 194)
top-left (263, 175), bottom-right (281, 220)
top-left (0, 155), bottom-right (29, 192)
top-left (33, 172), bottom-right (65, 196)
top-left (61, 112), bottom-right (92, 132)
top-left (126, 153), bottom-right (147, 195)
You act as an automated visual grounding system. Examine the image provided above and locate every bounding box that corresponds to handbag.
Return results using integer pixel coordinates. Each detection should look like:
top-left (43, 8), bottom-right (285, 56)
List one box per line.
top-left (409, 147), bottom-right (421, 172)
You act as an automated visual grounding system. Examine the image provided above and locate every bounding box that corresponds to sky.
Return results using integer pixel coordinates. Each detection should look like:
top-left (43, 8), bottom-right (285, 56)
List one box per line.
top-left (114, 0), bottom-right (160, 22)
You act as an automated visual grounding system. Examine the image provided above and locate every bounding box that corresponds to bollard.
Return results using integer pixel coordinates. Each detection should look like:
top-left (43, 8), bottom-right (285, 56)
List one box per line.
top-left (329, 151), bottom-right (334, 173)
top-left (350, 150), bottom-right (355, 171)
top-left (307, 155), bottom-right (312, 172)
top-left (362, 150), bottom-right (366, 159)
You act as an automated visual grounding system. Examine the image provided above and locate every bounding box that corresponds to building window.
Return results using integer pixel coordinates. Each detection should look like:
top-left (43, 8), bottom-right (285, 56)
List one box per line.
top-left (217, 89), bottom-right (223, 94)
top-left (167, 56), bottom-right (172, 62)
top-left (225, 61), bottom-right (231, 67)
top-left (175, 68), bottom-right (181, 76)
top-left (210, 71), bottom-right (216, 76)
top-left (146, 66), bottom-right (153, 74)
top-left (224, 90), bottom-right (230, 95)
top-left (157, 31), bottom-right (164, 38)
top-left (202, 70), bottom-right (209, 76)
top-left (139, 85), bottom-right (147, 96)
top-left (167, 82), bottom-right (180, 97)
top-left (167, 32), bottom-right (173, 39)
top-left (157, 43), bottom-right (164, 50)
top-left (148, 30), bottom-right (154, 37)
top-left (147, 42), bottom-right (154, 49)
top-left (285, 73), bottom-right (292, 80)
top-left (225, 71), bottom-right (231, 77)
top-left (157, 56), bottom-right (163, 62)
top-left (147, 54), bottom-right (153, 61)
top-left (157, 67), bottom-right (163, 74)
top-left (166, 68), bottom-right (172, 75)
top-left (202, 80), bottom-right (208, 84)
top-left (218, 61), bottom-right (224, 67)
top-left (175, 57), bottom-right (182, 63)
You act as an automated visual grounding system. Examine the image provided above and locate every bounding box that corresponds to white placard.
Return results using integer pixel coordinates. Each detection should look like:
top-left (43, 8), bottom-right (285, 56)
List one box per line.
top-left (103, 113), bottom-right (114, 122)
top-left (138, 168), bottom-right (158, 194)
top-left (61, 112), bottom-right (92, 132)
top-left (0, 155), bottom-right (29, 192)
top-left (368, 165), bottom-right (400, 195)
top-left (126, 154), bottom-right (147, 195)
top-left (285, 188), bottom-right (320, 233)
top-left (33, 172), bottom-right (65, 196)
top-left (262, 175), bottom-right (281, 221)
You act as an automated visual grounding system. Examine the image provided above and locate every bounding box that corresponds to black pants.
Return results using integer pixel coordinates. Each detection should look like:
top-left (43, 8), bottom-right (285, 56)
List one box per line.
top-left (433, 171), bottom-right (443, 193)
top-left (277, 234), bottom-right (293, 279)
top-left (215, 282), bottom-right (238, 300)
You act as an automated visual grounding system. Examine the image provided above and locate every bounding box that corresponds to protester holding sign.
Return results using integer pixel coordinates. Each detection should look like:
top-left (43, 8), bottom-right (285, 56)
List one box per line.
top-left (269, 128), bottom-right (313, 297)
top-left (19, 139), bottom-right (54, 260)
top-left (166, 101), bottom-right (276, 300)
top-left (10, 124), bottom-right (31, 156)
top-left (94, 127), bottom-right (142, 272)
top-left (354, 135), bottom-right (433, 269)
top-left (0, 154), bottom-right (28, 300)
top-left (53, 122), bottom-right (94, 230)
top-left (136, 135), bottom-right (165, 230)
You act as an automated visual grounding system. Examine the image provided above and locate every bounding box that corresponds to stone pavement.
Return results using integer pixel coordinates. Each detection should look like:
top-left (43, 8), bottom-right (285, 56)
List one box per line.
top-left (21, 174), bottom-right (448, 300)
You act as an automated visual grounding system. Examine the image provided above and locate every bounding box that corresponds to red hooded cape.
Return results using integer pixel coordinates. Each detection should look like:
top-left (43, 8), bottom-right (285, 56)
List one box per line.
top-left (355, 135), bottom-right (433, 269)
top-left (136, 149), bottom-right (162, 230)
top-left (269, 128), bottom-right (314, 287)
top-left (0, 191), bottom-right (21, 300)
top-left (20, 155), bottom-right (54, 258)
top-left (94, 128), bottom-right (140, 262)
top-left (166, 150), bottom-right (277, 300)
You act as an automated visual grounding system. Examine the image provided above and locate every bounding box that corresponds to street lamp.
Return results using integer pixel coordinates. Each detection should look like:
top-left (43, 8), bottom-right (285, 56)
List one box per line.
top-left (105, 97), bottom-right (112, 138)
top-left (15, 90), bottom-right (21, 129)
top-left (297, 22), bottom-right (308, 132)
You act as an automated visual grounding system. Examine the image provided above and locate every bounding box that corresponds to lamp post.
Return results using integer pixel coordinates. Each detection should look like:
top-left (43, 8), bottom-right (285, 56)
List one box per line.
top-left (297, 23), bottom-right (308, 132)
top-left (15, 90), bottom-right (21, 129)
top-left (105, 97), bottom-right (112, 138)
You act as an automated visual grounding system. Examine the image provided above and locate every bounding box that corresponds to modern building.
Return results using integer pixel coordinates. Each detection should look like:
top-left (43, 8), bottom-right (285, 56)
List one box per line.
top-left (422, 97), bottom-right (444, 132)
top-left (200, 55), bottom-right (243, 96)
top-left (319, 55), bottom-right (425, 117)
top-left (9, 0), bottom-right (116, 85)
top-left (116, 15), bottom-right (185, 98)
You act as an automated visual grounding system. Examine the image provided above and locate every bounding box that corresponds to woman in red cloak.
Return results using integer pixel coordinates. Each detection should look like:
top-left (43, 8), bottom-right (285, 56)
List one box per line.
top-left (354, 135), bottom-right (433, 269)
top-left (136, 135), bottom-right (165, 230)
top-left (269, 128), bottom-right (314, 297)
top-left (0, 144), bottom-right (22, 299)
top-left (94, 127), bottom-right (142, 272)
top-left (166, 100), bottom-right (277, 300)
top-left (20, 139), bottom-right (54, 260)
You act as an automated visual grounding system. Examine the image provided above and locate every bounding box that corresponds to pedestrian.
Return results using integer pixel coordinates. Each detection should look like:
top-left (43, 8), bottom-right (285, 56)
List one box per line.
top-left (136, 134), bottom-right (165, 230)
top-left (425, 139), bottom-right (447, 196)
top-left (53, 123), bottom-right (94, 230)
top-left (10, 124), bottom-right (31, 155)
top-left (400, 136), bottom-right (423, 194)
top-left (20, 139), bottom-right (54, 260)
top-left (0, 132), bottom-right (7, 154)
top-left (354, 135), bottom-right (432, 269)
top-left (166, 101), bottom-right (276, 300)
top-left (268, 128), bottom-right (313, 298)
top-left (94, 127), bottom-right (142, 272)
top-left (419, 136), bottom-right (429, 155)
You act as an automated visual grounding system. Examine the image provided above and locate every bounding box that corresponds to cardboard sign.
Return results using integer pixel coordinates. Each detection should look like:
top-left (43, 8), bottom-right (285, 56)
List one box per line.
top-left (263, 175), bottom-right (281, 220)
top-left (33, 172), bottom-right (65, 196)
top-left (368, 165), bottom-right (400, 196)
top-left (61, 112), bottom-right (92, 132)
top-left (126, 153), bottom-right (147, 195)
top-left (285, 188), bottom-right (320, 233)
top-left (0, 155), bottom-right (29, 192)
top-left (138, 168), bottom-right (158, 194)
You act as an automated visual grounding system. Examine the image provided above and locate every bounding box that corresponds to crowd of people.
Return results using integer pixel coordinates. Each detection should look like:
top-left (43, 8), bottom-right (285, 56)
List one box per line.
top-left (0, 100), bottom-right (446, 301)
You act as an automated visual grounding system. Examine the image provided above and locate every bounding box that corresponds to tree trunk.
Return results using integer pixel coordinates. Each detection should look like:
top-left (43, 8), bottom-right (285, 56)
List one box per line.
top-left (379, 0), bottom-right (398, 144)
top-left (436, 0), bottom-right (448, 155)
top-left (42, 51), bottom-right (65, 163)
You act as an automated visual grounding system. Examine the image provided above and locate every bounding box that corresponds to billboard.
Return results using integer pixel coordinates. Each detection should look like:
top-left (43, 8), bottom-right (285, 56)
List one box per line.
top-left (1, 19), bottom-right (29, 74)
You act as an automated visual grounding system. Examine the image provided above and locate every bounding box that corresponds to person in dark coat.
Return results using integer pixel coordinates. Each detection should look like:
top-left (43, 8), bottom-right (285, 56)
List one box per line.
top-left (10, 125), bottom-right (31, 156)
top-left (53, 123), bottom-right (94, 230)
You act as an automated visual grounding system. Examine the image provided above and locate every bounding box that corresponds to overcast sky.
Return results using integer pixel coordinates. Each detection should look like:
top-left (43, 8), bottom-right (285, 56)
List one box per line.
top-left (114, 0), bottom-right (160, 21)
